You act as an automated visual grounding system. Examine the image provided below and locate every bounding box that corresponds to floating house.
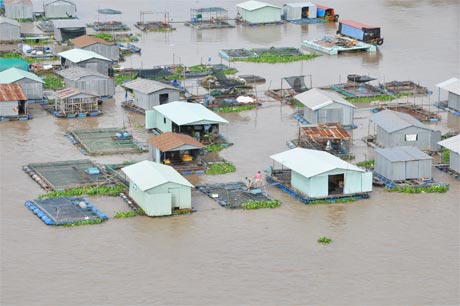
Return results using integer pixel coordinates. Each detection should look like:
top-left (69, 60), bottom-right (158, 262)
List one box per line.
top-left (145, 101), bottom-right (229, 140)
top-left (369, 109), bottom-right (441, 151)
top-left (43, 0), bottom-right (77, 19)
top-left (56, 67), bottom-right (115, 98)
top-left (52, 19), bottom-right (86, 42)
top-left (121, 160), bottom-right (194, 217)
top-left (4, 0), bottom-right (32, 20)
top-left (374, 146), bottom-right (432, 181)
top-left (294, 88), bottom-right (356, 128)
top-left (0, 67), bottom-right (44, 101)
top-left (0, 83), bottom-right (28, 117)
top-left (283, 2), bottom-right (317, 21)
top-left (70, 35), bottom-right (119, 62)
top-left (236, 0), bottom-right (282, 24)
top-left (436, 77), bottom-right (460, 113)
top-left (55, 87), bottom-right (100, 116)
top-left (269, 148), bottom-right (372, 198)
top-left (337, 20), bottom-right (383, 45)
top-left (122, 78), bottom-right (180, 111)
top-left (58, 48), bottom-right (112, 76)
top-left (316, 4), bottom-right (338, 21)
top-left (438, 134), bottom-right (460, 174)
top-left (147, 132), bottom-right (204, 164)
top-left (0, 16), bottom-right (20, 42)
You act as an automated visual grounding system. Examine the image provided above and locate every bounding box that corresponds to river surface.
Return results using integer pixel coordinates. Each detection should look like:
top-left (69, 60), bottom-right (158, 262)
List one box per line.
top-left (1, 0), bottom-right (459, 305)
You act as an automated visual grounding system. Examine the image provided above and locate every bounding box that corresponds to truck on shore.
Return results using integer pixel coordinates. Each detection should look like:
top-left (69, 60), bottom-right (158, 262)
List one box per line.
top-left (337, 20), bottom-right (384, 45)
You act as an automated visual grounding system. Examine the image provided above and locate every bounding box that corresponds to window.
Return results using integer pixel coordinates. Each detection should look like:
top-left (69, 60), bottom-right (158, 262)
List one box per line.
top-left (405, 134), bottom-right (417, 141)
top-left (159, 93), bottom-right (169, 104)
top-left (163, 117), bottom-right (166, 124)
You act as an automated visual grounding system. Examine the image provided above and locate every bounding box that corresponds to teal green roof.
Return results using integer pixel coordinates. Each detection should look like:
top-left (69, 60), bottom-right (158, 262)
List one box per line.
top-left (0, 58), bottom-right (28, 72)
top-left (0, 67), bottom-right (44, 83)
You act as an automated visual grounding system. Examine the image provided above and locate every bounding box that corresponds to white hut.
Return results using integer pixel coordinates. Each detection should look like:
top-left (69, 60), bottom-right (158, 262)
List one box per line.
top-left (58, 48), bottom-right (112, 76)
top-left (121, 160), bottom-right (194, 217)
top-left (122, 78), bottom-right (181, 110)
top-left (283, 2), bottom-right (317, 21)
top-left (236, 0), bottom-right (282, 24)
top-left (70, 35), bottom-right (119, 62)
top-left (43, 0), bottom-right (77, 19)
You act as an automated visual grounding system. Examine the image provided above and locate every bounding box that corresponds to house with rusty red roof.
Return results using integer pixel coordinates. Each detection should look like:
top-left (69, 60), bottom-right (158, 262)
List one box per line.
top-left (0, 83), bottom-right (28, 118)
top-left (147, 132), bottom-right (204, 165)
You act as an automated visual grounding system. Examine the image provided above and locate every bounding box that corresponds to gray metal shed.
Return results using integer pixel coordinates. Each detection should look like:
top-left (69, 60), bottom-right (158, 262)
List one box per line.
top-left (436, 78), bottom-right (460, 113)
top-left (43, 0), bottom-right (76, 19)
top-left (70, 35), bottom-right (119, 62)
top-left (374, 146), bottom-right (432, 181)
top-left (122, 78), bottom-right (181, 110)
top-left (294, 88), bottom-right (356, 127)
top-left (4, 0), bottom-right (32, 20)
top-left (283, 2), bottom-right (317, 21)
top-left (369, 109), bottom-right (441, 151)
top-left (0, 67), bottom-right (44, 101)
top-left (0, 17), bottom-right (20, 42)
top-left (58, 48), bottom-right (112, 76)
top-left (236, 0), bottom-right (282, 24)
top-left (56, 67), bottom-right (115, 98)
top-left (438, 134), bottom-right (460, 174)
top-left (52, 19), bottom-right (86, 42)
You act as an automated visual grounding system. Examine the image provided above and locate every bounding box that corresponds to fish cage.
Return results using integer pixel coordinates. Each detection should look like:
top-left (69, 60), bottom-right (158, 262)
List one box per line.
top-left (186, 7), bottom-right (235, 29)
top-left (25, 197), bottom-right (108, 226)
top-left (378, 81), bottom-right (429, 95)
top-left (196, 182), bottom-right (273, 209)
top-left (68, 128), bottom-right (146, 155)
top-left (326, 83), bottom-right (385, 98)
top-left (219, 47), bottom-right (304, 61)
top-left (24, 159), bottom-right (110, 191)
top-left (370, 103), bottom-right (441, 123)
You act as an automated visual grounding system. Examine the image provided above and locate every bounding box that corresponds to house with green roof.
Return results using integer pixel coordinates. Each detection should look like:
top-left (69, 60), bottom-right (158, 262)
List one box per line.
top-left (58, 48), bottom-right (113, 76)
top-left (0, 67), bottom-right (44, 101)
top-left (121, 160), bottom-right (194, 216)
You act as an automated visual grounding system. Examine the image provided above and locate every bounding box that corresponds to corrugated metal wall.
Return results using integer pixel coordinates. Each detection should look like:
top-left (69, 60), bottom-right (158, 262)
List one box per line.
top-left (240, 7), bottom-right (281, 24)
top-left (376, 126), bottom-right (440, 151)
top-left (83, 44), bottom-right (119, 62)
top-left (5, 3), bottom-right (32, 20)
top-left (284, 4), bottom-right (317, 20)
top-left (340, 24), bottom-right (364, 40)
top-left (375, 152), bottom-right (432, 181)
top-left (447, 92), bottom-right (460, 112)
top-left (66, 59), bottom-right (110, 76)
top-left (449, 151), bottom-right (460, 173)
top-left (0, 22), bottom-right (20, 41)
top-left (16, 79), bottom-right (43, 100)
top-left (64, 75), bottom-right (115, 97)
top-left (0, 100), bottom-right (18, 116)
top-left (44, 2), bottom-right (76, 19)
top-left (133, 89), bottom-right (180, 110)
top-left (303, 103), bottom-right (354, 126)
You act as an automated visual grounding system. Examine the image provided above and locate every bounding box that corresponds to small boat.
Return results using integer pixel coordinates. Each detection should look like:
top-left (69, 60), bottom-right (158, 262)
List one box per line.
top-left (347, 74), bottom-right (376, 83)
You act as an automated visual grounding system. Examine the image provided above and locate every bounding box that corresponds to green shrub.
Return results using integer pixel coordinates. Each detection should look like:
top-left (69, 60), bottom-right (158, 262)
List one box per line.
top-left (215, 105), bottom-right (257, 113)
top-left (241, 200), bottom-right (280, 209)
top-left (205, 162), bottom-right (236, 175)
top-left (317, 236), bottom-right (332, 243)
top-left (205, 144), bottom-right (225, 153)
top-left (356, 160), bottom-right (374, 168)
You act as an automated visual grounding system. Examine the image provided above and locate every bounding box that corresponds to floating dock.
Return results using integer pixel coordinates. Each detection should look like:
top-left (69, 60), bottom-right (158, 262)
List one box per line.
top-left (372, 172), bottom-right (449, 190)
top-left (435, 164), bottom-right (460, 180)
top-left (196, 182), bottom-right (273, 209)
top-left (185, 21), bottom-right (235, 29)
top-left (370, 103), bottom-right (441, 122)
top-left (25, 197), bottom-right (108, 226)
top-left (302, 36), bottom-right (376, 55)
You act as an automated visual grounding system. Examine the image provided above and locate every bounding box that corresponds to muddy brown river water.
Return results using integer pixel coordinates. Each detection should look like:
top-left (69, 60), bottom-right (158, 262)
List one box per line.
top-left (1, 0), bottom-right (459, 305)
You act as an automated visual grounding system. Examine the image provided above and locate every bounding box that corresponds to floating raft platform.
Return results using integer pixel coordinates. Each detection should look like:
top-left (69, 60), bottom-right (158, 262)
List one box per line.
top-left (302, 36), bottom-right (376, 55)
top-left (372, 172), bottom-right (449, 190)
top-left (433, 101), bottom-right (460, 116)
top-left (134, 21), bottom-right (176, 31)
top-left (196, 182), bottom-right (273, 209)
top-left (435, 164), bottom-right (460, 180)
top-left (185, 20), bottom-right (235, 29)
top-left (266, 174), bottom-right (370, 204)
top-left (370, 103), bottom-right (441, 122)
top-left (0, 114), bottom-right (32, 122)
top-left (219, 47), bottom-right (304, 61)
top-left (324, 83), bottom-right (385, 98)
top-left (88, 21), bottom-right (130, 31)
top-left (378, 80), bottom-right (429, 95)
top-left (67, 128), bottom-right (146, 155)
top-left (24, 159), bottom-right (110, 191)
top-left (25, 197), bottom-right (108, 226)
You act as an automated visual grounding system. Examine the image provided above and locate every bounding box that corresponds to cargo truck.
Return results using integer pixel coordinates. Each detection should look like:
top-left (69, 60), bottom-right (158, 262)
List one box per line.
top-left (337, 20), bottom-right (384, 45)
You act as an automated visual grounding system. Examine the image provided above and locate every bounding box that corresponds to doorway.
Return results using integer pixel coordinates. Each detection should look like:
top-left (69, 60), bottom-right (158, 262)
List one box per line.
top-left (328, 174), bottom-right (344, 195)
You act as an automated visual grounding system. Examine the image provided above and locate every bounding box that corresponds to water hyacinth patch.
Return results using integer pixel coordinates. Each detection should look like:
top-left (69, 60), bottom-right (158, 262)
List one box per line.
top-left (233, 53), bottom-right (319, 64)
top-left (215, 105), bottom-right (257, 113)
top-left (241, 200), bottom-right (281, 210)
top-left (317, 236), bottom-right (332, 243)
top-left (205, 162), bottom-right (236, 175)
top-left (385, 184), bottom-right (449, 193)
top-left (39, 185), bottom-right (126, 199)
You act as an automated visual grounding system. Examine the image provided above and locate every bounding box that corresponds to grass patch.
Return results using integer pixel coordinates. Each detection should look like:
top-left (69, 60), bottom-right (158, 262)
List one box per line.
top-left (356, 160), bottom-right (374, 168)
top-left (1, 52), bottom-right (58, 63)
top-left (115, 73), bottom-right (137, 85)
top-left (241, 200), bottom-right (280, 209)
top-left (39, 185), bottom-right (126, 199)
top-left (441, 148), bottom-right (450, 163)
top-left (232, 53), bottom-right (319, 64)
top-left (188, 64), bottom-right (208, 72)
top-left (223, 68), bottom-right (238, 75)
top-left (215, 105), bottom-right (257, 113)
top-left (205, 144), bottom-right (226, 153)
top-left (92, 33), bottom-right (114, 42)
top-left (205, 162), bottom-right (236, 175)
top-left (61, 218), bottom-right (105, 226)
top-left (41, 72), bottom-right (64, 90)
top-left (114, 210), bottom-right (139, 218)
top-left (317, 236), bottom-right (332, 243)
top-left (385, 184), bottom-right (449, 193)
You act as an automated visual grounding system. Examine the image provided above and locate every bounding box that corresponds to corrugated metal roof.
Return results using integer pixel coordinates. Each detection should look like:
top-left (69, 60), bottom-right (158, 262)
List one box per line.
top-left (294, 88), bottom-right (356, 110)
top-left (436, 77), bottom-right (460, 96)
top-left (56, 87), bottom-right (99, 99)
top-left (374, 146), bottom-right (431, 162)
top-left (121, 160), bottom-right (194, 191)
top-left (0, 16), bottom-right (20, 27)
top-left (56, 66), bottom-right (108, 80)
top-left (4, 0), bottom-right (31, 4)
top-left (270, 148), bottom-right (364, 178)
top-left (301, 123), bottom-right (351, 139)
top-left (0, 83), bottom-right (27, 101)
top-left (52, 19), bottom-right (86, 29)
top-left (370, 109), bottom-right (437, 133)
top-left (0, 67), bottom-right (44, 84)
top-left (236, 0), bottom-right (281, 11)
top-left (285, 2), bottom-right (315, 8)
top-left (147, 132), bottom-right (204, 152)
top-left (438, 134), bottom-right (460, 154)
top-left (340, 19), bottom-right (379, 30)
top-left (70, 35), bottom-right (111, 48)
top-left (153, 101), bottom-right (229, 126)
top-left (44, 0), bottom-right (75, 7)
top-left (122, 78), bottom-right (178, 94)
top-left (58, 48), bottom-right (111, 63)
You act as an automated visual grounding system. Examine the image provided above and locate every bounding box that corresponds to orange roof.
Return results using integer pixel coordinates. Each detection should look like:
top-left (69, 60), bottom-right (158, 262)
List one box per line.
top-left (147, 132), bottom-right (204, 152)
top-left (70, 35), bottom-right (111, 47)
top-left (301, 123), bottom-right (351, 140)
top-left (0, 83), bottom-right (27, 101)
